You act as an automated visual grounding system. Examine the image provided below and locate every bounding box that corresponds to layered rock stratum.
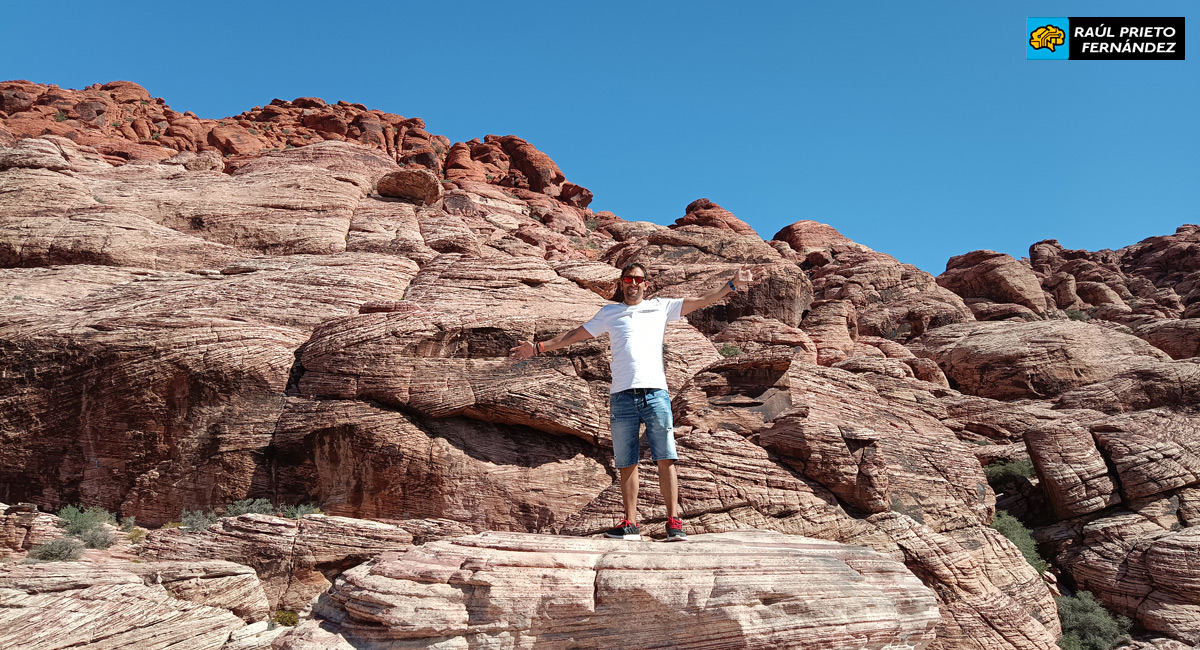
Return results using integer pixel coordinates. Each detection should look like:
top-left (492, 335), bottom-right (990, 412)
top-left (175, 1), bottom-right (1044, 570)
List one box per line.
top-left (1, 80), bottom-right (1198, 649)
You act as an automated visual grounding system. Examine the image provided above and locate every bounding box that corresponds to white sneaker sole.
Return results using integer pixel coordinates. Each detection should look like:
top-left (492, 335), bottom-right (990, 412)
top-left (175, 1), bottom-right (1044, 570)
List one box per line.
top-left (604, 533), bottom-right (642, 541)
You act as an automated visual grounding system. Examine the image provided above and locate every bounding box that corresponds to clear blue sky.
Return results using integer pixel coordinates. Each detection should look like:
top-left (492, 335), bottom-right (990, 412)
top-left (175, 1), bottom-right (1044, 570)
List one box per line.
top-left (4, 1), bottom-right (1195, 273)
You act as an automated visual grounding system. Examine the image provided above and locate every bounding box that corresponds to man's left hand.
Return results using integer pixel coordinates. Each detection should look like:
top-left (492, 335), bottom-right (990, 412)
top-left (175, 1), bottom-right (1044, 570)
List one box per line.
top-left (731, 264), bottom-right (765, 291)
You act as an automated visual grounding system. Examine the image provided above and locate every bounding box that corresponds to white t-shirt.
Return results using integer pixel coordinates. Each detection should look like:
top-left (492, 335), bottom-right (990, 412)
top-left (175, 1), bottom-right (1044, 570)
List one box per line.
top-left (582, 297), bottom-right (685, 394)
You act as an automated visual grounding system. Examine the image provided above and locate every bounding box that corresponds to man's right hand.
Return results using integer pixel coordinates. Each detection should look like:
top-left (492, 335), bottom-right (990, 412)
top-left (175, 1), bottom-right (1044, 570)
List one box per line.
top-left (508, 340), bottom-right (536, 361)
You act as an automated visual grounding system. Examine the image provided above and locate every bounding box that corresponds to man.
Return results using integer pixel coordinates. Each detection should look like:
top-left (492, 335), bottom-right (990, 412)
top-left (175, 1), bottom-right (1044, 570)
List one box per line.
top-left (509, 262), bottom-right (760, 541)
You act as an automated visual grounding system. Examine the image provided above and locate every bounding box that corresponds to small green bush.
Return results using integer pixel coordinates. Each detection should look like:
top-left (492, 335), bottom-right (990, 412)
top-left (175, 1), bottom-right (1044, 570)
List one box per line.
top-left (119, 516), bottom-right (137, 532)
top-left (247, 128), bottom-right (259, 135)
top-left (28, 537), bottom-right (83, 562)
top-left (57, 505), bottom-right (115, 536)
top-left (984, 459), bottom-right (1035, 489)
top-left (717, 343), bottom-right (742, 358)
top-left (127, 528), bottom-right (147, 544)
top-left (181, 510), bottom-right (219, 532)
top-left (1056, 591), bottom-right (1131, 650)
top-left (80, 527), bottom-right (116, 550)
top-left (280, 504), bottom-right (321, 519)
top-left (224, 498), bottom-right (275, 516)
top-left (585, 218), bottom-right (599, 232)
top-left (272, 610), bottom-right (299, 626)
top-left (160, 521), bottom-right (184, 529)
top-left (991, 509), bottom-right (1046, 573)
top-left (54, 110), bottom-right (68, 122)
top-left (1065, 309), bottom-right (1090, 321)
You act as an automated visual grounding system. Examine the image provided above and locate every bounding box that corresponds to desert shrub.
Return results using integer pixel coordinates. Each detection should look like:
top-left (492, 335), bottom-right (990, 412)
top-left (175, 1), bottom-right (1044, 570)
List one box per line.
top-left (181, 510), bottom-right (219, 532)
top-left (1056, 591), bottom-right (1131, 650)
top-left (224, 498), bottom-right (275, 516)
top-left (79, 527), bottom-right (116, 550)
top-left (991, 509), bottom-right (1046, 573)
top-left (985, 459), bottom-right (1035, 490)
top-left (57, 505), bottom-right (115, 536)
top-left (28, 537), bottom-right (83, 562)
top-left (585, 218), bottom-right (599, 232)
top-left (717, 343), bottom-right (742, 357)
top-left (160, 521), bottom-right (184, 529)
top-left (127, 528), bottom-right (147, 544)
top-left (272, 610), bottom-right (299, 626)
top-left (119, 516), bottom-right (137, 532)
top-left (1065, 309), bottom-right (1090, 321)
top-left (280, 504), bottom-right (322, 519)
top-left (54, 110), bottom-right (68, 122)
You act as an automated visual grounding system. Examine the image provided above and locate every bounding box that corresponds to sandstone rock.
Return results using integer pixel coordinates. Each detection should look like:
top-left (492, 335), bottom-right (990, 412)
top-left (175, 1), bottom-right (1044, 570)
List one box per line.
top-left (1057, 361), bottom-right (1200, 414)
top-left (674, 352), bottom-right (992, 533)
top-left (376, 168), bottom-right (444, 205)
top-left (0, 562), bottom-right (247, 649)
top-left (711, 314), bottom-right (818, 362)
top-left (141, 514), bottom-right (413, 612)
top-left (907, 320), bottom-right (1170, 400)
top-left (298, 530), bottom-right (940, 650)
top-left (801, 299), bottom-right (858, 365)
top-left (550, 259), bottom-right (621, 299)
top-left (868, 512), bottom-right (1060, 650)
top-left (938, 250), bottom-right (1048, 314)
top-left (673, 198), bottom-right (757, 235)
top-left (807, 248), bottom-right (974, 340)
top-left (345, 197), bottom-right (439, 264)
top-left (0, 504), bottom-right (61, 558)
top-left (1134, 320), bottom-right (1200, 360)
top-left (0, 255), bottom-right (416, 524)
top-left (0, 82), bottom-right (594, 207)
top-left (1091, 410), bottom-right (1200, 501)
top-left (208, 124), bottom-right (263, 156)
top-left (1052, 512), bottom-right (1200, 643)
top-left (1026, 419), bottom-right (1122, 518)
top-left (271, 399), bottom-right (611, 533)
top-left (773, 220), bottom-right (872, 258)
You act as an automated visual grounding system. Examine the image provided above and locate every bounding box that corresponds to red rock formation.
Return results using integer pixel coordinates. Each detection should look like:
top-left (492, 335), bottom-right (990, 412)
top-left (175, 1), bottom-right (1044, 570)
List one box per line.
top-left (907, 320), bottom-right (1170, 400)
top-left (281, 531), bottom-right (941, 650)
top-left (0, 80), bottom-right (591, 207)
top-left (673, 198), bottom-right (758, 235)
top-left (7, 83), bottom-right (1200, 647)
top-left (938, 250), bottom-right (1049, 316)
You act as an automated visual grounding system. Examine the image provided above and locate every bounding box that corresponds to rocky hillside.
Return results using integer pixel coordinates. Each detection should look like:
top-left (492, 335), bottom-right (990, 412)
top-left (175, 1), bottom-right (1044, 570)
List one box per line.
top-left (1, 80), bottom-right (1198, 649)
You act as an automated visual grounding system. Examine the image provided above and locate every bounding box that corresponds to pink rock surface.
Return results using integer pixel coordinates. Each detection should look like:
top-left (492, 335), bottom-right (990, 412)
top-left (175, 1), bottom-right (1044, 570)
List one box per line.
top-left (907, 320), bottom-right (1170, 400)
top-left (141, 514), bottom-right (414, 612)
top-left (289, 530), bottom-right (941, 650)
top-left (938, 250), bottom-right (1049, 314)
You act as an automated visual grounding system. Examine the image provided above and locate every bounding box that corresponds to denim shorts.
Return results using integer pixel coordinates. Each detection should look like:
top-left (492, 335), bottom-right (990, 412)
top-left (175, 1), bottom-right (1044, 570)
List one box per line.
top-left (610, 388), bottom-right (678, 468)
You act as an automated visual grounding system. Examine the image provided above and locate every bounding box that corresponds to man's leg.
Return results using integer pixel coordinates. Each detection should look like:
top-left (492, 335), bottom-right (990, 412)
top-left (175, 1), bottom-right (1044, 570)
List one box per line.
top-left (620, 464), bottom-right (639, 522)
top-left (605, 391), bottom-right (643, 539)
top-left (642, 389), bottom-right (683, 535)
top-left (657, 459), bottom-right (678, 519)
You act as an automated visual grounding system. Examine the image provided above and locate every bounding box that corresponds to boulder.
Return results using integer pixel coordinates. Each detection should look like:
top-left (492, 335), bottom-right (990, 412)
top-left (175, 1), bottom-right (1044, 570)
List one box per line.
top-left (287, 530), bottom-right (941, 650)
top-left (376, 168), bottom-right (444, 205)
top-left (938, 250), bottom-right (1048, 314)
top-left (907, 320), bottom-right (1170, 400)
top-left (140, 514), bottom-right (414, 612)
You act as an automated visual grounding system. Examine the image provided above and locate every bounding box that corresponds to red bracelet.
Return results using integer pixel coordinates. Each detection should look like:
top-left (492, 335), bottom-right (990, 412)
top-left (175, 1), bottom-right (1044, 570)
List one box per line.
top-left (536, 341), bottom-right (544, 355)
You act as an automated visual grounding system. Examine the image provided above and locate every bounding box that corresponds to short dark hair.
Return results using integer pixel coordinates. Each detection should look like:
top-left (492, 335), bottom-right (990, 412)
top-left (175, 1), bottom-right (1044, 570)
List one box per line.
top-left (620, 262), bottom-right (649, 278)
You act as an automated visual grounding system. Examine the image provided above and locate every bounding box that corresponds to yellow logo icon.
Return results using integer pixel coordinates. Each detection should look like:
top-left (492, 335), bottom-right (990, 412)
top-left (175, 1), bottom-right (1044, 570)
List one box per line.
top-left (1030, 25), bottom-right (1066, 51)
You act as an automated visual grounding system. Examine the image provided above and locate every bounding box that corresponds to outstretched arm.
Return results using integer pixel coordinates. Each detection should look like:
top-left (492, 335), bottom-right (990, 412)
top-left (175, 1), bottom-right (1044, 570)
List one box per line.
top-left (680, 265), bottom-right (765, 316)
top-left (508, 325), bottom-right (595, 361)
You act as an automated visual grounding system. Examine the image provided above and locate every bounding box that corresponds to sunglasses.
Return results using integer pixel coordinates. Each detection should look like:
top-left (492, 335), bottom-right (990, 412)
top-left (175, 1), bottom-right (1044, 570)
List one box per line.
top-left (621, 276), bottom-right (647, 285)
